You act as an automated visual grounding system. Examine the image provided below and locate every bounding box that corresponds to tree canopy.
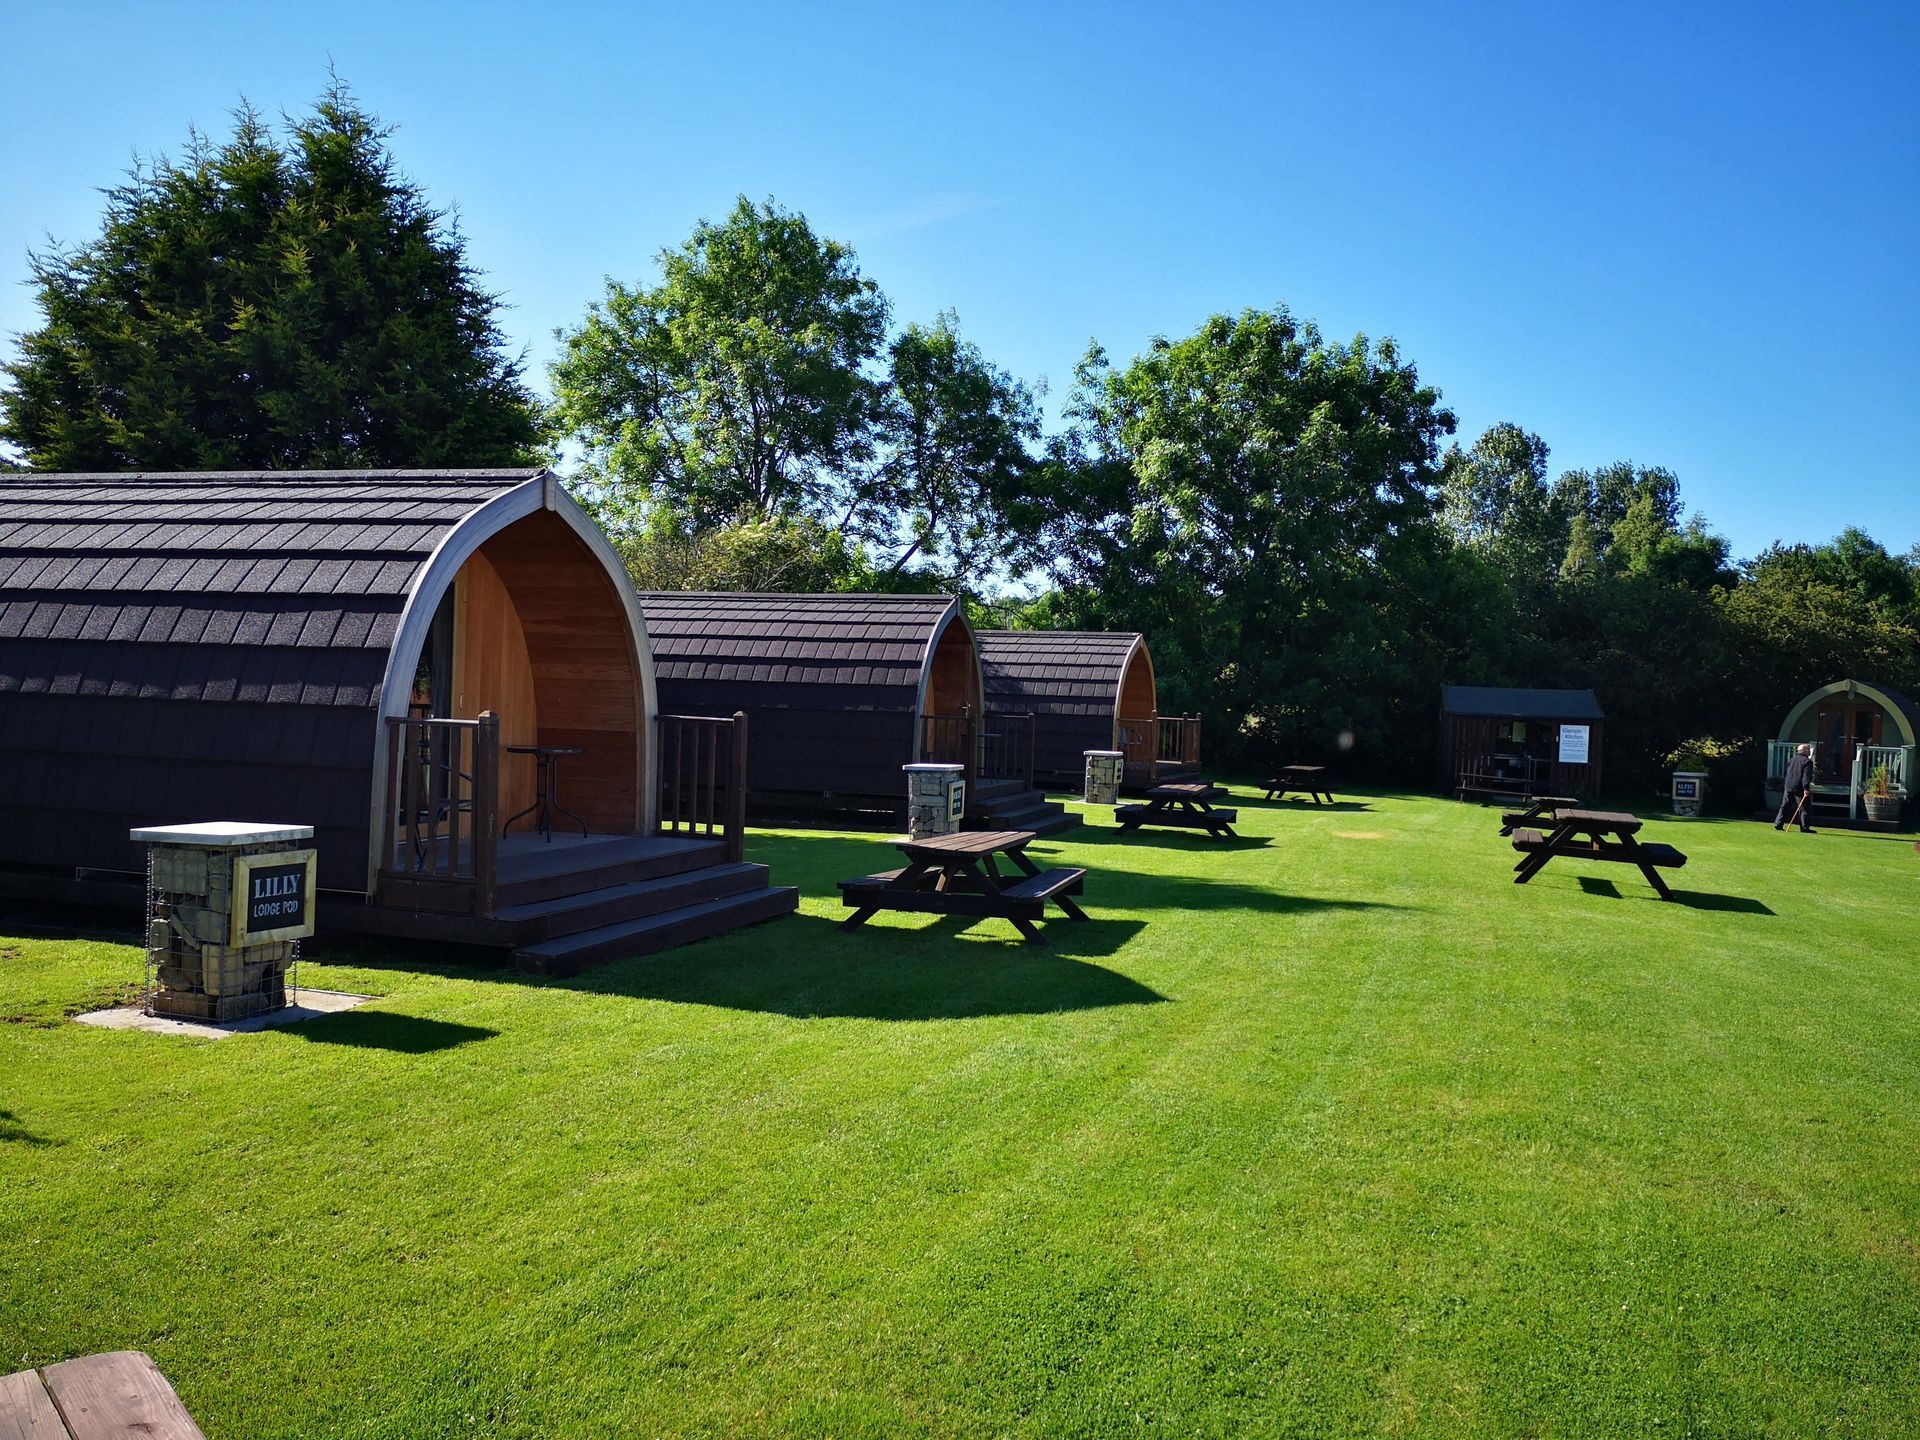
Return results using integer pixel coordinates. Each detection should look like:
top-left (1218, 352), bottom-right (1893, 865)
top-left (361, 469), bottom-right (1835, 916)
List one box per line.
top-left (1032, 308), bottom-right (1458, 758)
top-left (0, 83), bottom-right (542, 470)
top-left (549, 197), bottom-right (889, 536)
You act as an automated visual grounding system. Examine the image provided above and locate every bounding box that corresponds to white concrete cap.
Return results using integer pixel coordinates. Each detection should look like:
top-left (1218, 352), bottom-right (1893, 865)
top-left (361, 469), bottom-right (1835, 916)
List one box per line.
top-left (903, 763), bottom-right (966, 773)
top-left (1085, 750), bottom-right (1126, 758)
top-left (128, 821), bottom-right (315, 846)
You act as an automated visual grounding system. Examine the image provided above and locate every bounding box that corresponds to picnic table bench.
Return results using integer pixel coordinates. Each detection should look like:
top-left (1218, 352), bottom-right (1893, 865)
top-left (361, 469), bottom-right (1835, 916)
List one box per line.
top-left (1457, 769), bottom-right (1535, 804)
top-left (1510, 808), bottom-right (1687, 900)
top-left (838, 829), bottom-right (1087, 944)
top-left (2, 1351), bottom-right (206, 1438)
top-left (1499, 794), bottom-right (1581, 835)
top-left (1116, 782), bottom-right (1239, 839)
top-left (1263, 766), bottom-right (1333, 804)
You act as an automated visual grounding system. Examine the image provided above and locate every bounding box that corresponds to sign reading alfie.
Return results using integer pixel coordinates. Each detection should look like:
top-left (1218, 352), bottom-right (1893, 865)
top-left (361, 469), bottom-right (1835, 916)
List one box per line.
top-left (1557, 724), bottom-right (1591, 766)
top-left (230, 848), bottom-right (317, 947)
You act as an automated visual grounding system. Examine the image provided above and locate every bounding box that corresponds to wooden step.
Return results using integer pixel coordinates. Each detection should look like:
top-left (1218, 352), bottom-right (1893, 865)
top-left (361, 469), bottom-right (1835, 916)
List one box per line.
top-left (973, 790), bottom-right (1079, 838)
top-left (495, 862), bottom-right (774, 944)
top-left (972, 777), bottom-right (1029, 802)
top-left (513, 885), bottom-right (799, 976)
top-left (495, 836), bottom-right (727, 906)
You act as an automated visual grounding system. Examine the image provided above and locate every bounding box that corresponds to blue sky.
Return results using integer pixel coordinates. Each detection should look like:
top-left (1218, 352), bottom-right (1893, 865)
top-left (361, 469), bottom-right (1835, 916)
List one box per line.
top-left (2, 1), bottom-right (1913, 561)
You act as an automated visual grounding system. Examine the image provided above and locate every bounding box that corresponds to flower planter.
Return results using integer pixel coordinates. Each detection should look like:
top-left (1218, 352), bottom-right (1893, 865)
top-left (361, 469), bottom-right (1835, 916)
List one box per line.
top-left (1862, 792), bottom-right (1903, 825)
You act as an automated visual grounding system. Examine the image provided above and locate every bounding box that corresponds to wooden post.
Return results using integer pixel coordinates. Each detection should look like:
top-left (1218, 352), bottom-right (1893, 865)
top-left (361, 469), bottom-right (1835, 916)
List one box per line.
top-left (728, 711), bottom-right (749, 864)
top-left (474, 711), bottom-right (500, 919)
top-left (962, 704), bottom-right (978, 803)
top-left (704, 716), bottom-right (718, 836)
top-left (381, 719), bottom-right (402, 891)
top-left (402, 719), bottom-right (424, 871)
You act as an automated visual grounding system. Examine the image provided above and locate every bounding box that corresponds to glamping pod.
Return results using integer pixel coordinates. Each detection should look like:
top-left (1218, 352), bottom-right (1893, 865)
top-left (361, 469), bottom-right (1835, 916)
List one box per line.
top-left (637, 592), bottom-right (1072, 832)
top-left (1765, 679), bottom-right (1917, 823)
top-left (1440, 685), bottom-right (1605, 800)
top-left (0, 470), bottom-right (794, 969)
top-left (978, 629), bottom-right (1197, 789)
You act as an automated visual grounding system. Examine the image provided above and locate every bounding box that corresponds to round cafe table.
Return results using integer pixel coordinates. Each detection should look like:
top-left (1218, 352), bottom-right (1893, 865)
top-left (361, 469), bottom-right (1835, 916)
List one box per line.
top-left (503, 744), bottom-right (587, 842)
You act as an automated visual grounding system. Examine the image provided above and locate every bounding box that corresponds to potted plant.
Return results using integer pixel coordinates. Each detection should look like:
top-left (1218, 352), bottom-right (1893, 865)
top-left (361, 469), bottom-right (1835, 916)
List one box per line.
top-left (1863, 762), bottom-right (1903, 825)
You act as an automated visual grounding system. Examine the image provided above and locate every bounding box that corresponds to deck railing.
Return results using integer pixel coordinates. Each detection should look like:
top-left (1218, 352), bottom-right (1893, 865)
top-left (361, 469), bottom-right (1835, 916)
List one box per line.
top-left (1157, 714), bottom-right (1203, 768)
top-left (1764, 738), bottom-right (1800, 782)
top-left (656, 712), bottom-right (749, 864)
top-left (379, 711), bottom-right (501, 917)
top-left (979, 711), bottom-right (1036, 789)
top-left (1767, 737), bottom-right (1913, 819)
top-left (1854, 744), bottom-right (1912, 797)
top-left (1117, 715), bottom-right (1156, 781)
top-left (921, 708), bottom-right (978, 794)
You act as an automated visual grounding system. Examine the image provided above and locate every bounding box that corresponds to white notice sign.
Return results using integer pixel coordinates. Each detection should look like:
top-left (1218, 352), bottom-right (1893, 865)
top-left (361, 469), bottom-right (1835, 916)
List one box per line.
top-left (1558, 724), bottom-right (1591, 765)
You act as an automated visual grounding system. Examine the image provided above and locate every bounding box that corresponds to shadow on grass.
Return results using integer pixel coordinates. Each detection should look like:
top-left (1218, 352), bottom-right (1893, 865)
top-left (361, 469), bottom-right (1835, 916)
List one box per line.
top-left (0, 1108), bottom-right (59, 1147)
top-left (1673, 890), bottom-right (1776, 915)
top-left (301, 828), bottom-right (1410, 1018)
top-left (283, 1011), bottom-right (497, 1054)
top-left (561, 911), bottom-right (1167, 1021)
top-left (1068, 826), bottom-right (1271, 853)
top-left (1550, 873), bottom-right (1774, 915)
top-left (1237, 796), bottom-right (1374, 814)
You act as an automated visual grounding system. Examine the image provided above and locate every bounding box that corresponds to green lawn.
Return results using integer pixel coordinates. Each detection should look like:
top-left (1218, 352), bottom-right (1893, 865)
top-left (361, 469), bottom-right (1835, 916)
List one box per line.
top-left (3, 789), bottom-right (1918, 1438)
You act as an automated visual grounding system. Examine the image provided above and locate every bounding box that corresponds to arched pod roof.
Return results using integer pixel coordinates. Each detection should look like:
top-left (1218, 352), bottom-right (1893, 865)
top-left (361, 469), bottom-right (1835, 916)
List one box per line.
top-left (1777, 679), bottom-right (1920, 747)
top-left (0, 469), bottom-right (649, 891)
top-left (637, 591), bottom-right (978, 805)
top-left (979, 629), bottom-right (1155, 780)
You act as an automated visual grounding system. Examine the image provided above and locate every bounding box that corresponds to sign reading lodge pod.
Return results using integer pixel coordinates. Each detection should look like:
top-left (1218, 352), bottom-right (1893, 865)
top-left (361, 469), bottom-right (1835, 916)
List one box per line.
top-left (231, 848), bottom-right (318, 947)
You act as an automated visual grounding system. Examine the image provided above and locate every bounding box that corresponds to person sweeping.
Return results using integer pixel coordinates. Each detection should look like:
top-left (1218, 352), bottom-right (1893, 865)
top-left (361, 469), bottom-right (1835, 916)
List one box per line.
top-left (1775, 742), bottom-right (1817, 833)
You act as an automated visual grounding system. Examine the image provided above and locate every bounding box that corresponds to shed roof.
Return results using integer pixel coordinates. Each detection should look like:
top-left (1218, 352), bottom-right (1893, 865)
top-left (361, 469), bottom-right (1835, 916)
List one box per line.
top-left (979, 630), bottom-right (1144, 717)
top-left (638, 591), bottom-right (960, 690)
top-left (1441, 685), bottom-right (1605, 721)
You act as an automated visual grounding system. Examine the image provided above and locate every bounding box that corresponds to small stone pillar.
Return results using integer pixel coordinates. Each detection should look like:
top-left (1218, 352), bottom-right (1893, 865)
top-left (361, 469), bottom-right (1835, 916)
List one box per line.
top-left (1671, 771), bottom-right (1707, 818)
top-left (1084, 750), bottom-right (1125, 806)
top-left (903, 763), bottom-right (966, 840)
top-left (131, 822), bottom-right (316, 1021)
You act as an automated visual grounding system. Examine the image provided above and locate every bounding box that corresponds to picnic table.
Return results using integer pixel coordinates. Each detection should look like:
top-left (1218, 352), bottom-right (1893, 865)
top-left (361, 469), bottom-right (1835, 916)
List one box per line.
top-left (1263, 765), bottom-right (1333, 804)
top-left (2, 1351), bottom-right (206, 1438)
top-left (1458, 769), bottom-right (1534, 804)
top-left (1498, 794), bottom-right (1581, 836)
top-left (1510, 808), bottom-right (1687, 900)
top-left (1115, 782), bottom-right (1240, 839)
top-left (838, 829), bottom-right (1087, 944)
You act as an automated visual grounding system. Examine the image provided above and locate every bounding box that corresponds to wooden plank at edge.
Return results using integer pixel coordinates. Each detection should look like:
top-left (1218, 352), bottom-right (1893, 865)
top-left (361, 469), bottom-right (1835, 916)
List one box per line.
top-left (0, 1367), bottom-right (67, 1440)
top-left (38, 1352), bottom-right (208, 1440)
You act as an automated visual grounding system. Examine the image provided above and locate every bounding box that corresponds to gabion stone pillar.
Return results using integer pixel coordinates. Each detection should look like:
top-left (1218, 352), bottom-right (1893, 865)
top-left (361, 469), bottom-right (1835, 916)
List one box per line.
top-left (903, 763), bottom-right (966, 840)
top-left (1084, 750), bottom-right (1125, 806)
top-left (131, 822), bottom-right (316, 1022)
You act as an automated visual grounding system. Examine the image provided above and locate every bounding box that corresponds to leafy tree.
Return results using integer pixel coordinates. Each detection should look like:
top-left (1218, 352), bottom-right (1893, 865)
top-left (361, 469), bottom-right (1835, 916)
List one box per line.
top-left (617, 512), bottom-right (869, 593)
top-left (1609, 503), bottom-right (1735, 590)
top-left (1038, 307), bottom-right (1457, 769)
top-left (550, 197), bottom-right (888, 535)
top-left (862, 311), bottom-right (1042, 579)
top-left (1, 83), bottom-right (541, 469)
top-left (1552, 461), bottom-right (1681, 563)
top-left (1437, 422), bottom-right (1568, 584)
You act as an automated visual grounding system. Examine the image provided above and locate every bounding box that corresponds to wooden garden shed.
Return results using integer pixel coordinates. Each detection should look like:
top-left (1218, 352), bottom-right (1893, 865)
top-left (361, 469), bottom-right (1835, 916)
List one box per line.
top-left (0, 469), bottom-right (794, 971)
top-left (637, 592), bottom-right (1064, 828)
top-left (978, 629), bottom-right (1199, 788)
top-left (1439, 685), bottom-right (1605, 800)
